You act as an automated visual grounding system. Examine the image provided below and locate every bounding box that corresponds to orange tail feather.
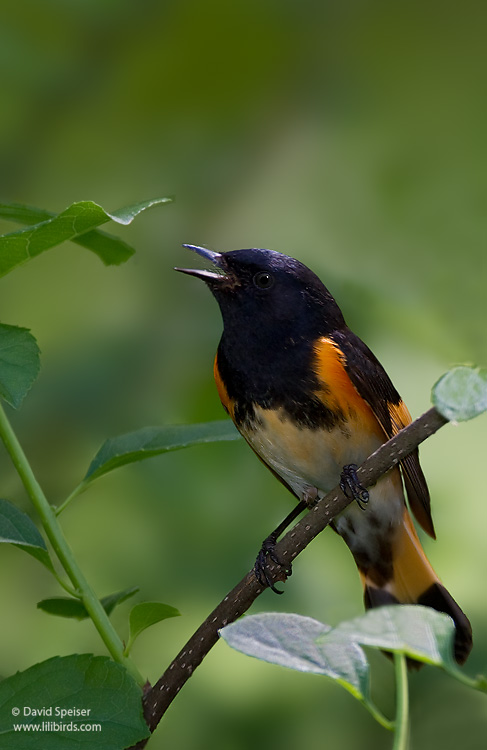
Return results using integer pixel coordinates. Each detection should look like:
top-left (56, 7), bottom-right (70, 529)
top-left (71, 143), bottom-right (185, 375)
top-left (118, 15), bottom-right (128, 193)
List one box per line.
top-left (361, 510), bottom-right (472, 665)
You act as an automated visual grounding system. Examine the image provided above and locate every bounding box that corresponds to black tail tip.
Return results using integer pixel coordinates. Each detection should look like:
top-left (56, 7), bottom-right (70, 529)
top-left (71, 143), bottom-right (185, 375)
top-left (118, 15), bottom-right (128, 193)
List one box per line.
top-left (418, 582), bottom-right (472, 665)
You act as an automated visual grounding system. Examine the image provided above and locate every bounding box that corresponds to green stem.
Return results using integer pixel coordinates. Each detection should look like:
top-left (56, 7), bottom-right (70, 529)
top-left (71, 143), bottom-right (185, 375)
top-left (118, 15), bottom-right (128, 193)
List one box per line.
top-left (51, 568), bottom-right (79, 597)
top-left (362, 698), bottom-right (394, 732)
top-left (55, 480), bottom-right (89, 516)
top-left (444, 665), bottom-right (487, 693)
top-left (392, 653), bottom-right (409, 750)
top-left (0, 403), bottom-right (145, 686)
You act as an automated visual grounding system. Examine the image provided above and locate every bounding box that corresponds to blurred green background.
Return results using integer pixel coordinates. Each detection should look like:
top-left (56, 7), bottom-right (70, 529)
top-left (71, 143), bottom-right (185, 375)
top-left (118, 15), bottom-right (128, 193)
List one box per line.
top-left (1, 1), bottom-right (486, 748)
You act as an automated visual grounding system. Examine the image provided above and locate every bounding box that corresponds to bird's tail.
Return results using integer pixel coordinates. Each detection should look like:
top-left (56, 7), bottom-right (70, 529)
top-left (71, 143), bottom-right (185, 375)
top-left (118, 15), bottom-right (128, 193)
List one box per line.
top-left (360, 509), bottom-right (472, 665)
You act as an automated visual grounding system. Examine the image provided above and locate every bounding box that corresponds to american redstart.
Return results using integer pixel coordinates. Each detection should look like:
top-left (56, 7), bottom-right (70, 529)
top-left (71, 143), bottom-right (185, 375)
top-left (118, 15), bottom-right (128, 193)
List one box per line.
top-left (176, 245), bottom-right (472, 665)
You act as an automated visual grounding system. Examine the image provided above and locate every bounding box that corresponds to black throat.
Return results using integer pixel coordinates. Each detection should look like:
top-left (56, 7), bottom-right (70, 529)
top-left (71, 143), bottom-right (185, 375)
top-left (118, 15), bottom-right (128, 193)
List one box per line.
top-left (216, 321), bottom-right (345, 431)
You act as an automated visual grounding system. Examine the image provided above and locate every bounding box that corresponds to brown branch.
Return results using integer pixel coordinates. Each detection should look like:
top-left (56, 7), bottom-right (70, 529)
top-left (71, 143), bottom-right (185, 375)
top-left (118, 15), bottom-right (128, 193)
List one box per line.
top-left (133, 406), bottom-right (448, 747)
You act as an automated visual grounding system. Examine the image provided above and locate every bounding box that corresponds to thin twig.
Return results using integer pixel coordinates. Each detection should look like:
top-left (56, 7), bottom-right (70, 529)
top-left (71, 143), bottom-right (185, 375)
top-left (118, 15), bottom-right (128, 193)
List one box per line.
top-left (133, 406), bottom-right (448, 747)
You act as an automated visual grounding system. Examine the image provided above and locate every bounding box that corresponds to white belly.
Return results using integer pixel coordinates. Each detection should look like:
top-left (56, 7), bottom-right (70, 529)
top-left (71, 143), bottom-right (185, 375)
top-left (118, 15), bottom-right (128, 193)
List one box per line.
top-left (239, 405), bottom-right (406, 561)
top-left (240, 405), bottom-right (381, 496)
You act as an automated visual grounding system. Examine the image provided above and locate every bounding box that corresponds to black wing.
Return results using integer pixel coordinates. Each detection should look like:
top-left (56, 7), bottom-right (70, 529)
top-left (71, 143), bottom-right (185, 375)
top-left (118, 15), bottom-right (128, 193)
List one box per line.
top-left (331, 328), bottom-right (435, 538)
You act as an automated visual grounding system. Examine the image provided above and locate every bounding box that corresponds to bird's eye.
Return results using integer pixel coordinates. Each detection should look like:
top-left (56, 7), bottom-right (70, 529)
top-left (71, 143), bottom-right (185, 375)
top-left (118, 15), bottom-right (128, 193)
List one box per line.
top-left (253, 271), bottom-right (274, 290)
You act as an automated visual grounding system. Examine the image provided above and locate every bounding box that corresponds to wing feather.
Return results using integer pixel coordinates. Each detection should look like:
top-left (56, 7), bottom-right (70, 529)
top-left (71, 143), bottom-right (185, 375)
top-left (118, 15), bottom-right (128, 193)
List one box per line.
top-left (331, 329), bottom-right (435, 538)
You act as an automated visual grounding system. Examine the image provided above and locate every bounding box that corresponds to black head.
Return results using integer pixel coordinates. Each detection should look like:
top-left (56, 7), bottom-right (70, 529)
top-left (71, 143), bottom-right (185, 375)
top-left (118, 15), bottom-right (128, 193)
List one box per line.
top-left (176, 245), bottom-right (345, 337)
top-left (176, 246), bottom-right (347, 422)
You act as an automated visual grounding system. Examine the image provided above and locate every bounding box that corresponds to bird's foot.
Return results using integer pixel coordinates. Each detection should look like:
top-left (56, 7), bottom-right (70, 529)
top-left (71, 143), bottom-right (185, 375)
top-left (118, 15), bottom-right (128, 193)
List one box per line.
top-left (254, 532), bottom-right (292, 595)
top-left (340, 463), bottom-right (369, 511)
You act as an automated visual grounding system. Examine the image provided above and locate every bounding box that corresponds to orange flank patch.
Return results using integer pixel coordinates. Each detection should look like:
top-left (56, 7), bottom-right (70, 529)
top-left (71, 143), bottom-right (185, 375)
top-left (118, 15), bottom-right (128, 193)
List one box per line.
top-left (312, 337), bottom-right (381, 435)
top-left (213, 355), bottom-right (234, 418)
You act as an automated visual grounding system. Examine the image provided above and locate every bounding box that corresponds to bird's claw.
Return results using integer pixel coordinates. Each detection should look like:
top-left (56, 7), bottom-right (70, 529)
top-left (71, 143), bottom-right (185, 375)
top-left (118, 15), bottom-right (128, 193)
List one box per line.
top-left (340, 463), bottom-right (369, 511)
top-left (254, 533), bottom-right (292, 594)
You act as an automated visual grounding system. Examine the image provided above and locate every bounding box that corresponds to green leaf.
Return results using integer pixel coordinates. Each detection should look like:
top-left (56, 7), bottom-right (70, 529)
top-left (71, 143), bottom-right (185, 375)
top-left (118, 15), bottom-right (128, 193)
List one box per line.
top-left (38, 586), bottom-right (140, 620)
top-left (0, 498), bottom-right (53, 572)
top-left (0, 197), bottom-right (172, 277)
top-left (0, 325), bottom-right (40, 408)
top-left (222, 608), bottom-right (487, 722)
top-left (332, 605), bottom-right (458, 669)
top-left (126, 602), bottom-right (181, 654)
top-left (37, 597), bottom-right (89, 620)
top-left (332, 605), bottom-right (487, 691)
top-left (0, 654), bottom-right (150, 749)
top-left (107, 198), bottom-right (173, 225)
top-left (432, 365), bottom-right (487, 422)
top-left (100, 586), bottom-right (140, 616)
top-left (0, 202), bottom-right (134, 266)
top-left (220, 613), bottom-right (370, 703)
top-left (0, 203), bottom-right (53, 224)
top-left (83, 420), bottom-right (241, 484)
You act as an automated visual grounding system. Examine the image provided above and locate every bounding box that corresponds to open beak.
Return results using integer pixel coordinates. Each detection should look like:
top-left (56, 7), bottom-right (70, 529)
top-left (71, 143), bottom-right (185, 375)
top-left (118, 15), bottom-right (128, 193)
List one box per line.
top-left (175, 244), bottom-right (226, 283)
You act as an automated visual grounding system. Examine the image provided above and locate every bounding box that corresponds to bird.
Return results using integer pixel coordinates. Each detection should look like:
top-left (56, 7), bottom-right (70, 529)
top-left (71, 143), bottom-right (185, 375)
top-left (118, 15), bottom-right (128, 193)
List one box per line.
top-left (176, 244), bottom-right (472, 665)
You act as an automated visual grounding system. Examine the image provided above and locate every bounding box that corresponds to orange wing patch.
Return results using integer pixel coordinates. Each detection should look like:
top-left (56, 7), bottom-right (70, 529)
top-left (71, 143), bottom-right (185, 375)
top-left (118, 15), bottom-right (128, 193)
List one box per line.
top-left (313, 337), bottom-right (382, 436)
top-left (314, 337), bottom-right (434, 538)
